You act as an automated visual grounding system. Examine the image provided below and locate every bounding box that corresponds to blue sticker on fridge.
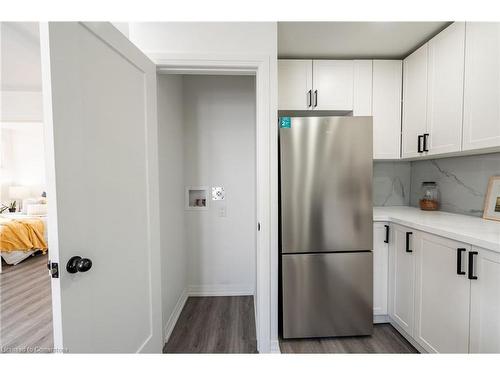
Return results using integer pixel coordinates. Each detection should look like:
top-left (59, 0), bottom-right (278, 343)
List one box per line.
top-left (280, 117), bottom-right (291, 128)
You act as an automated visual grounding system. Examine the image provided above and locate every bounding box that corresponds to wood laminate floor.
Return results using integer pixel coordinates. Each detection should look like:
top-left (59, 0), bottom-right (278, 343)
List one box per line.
top-left (279, 323), bottom-right (418, 353)
top-left (0, 253), bottom-right (53, 353)
top-left (164, 296), bottom-right (257, 353)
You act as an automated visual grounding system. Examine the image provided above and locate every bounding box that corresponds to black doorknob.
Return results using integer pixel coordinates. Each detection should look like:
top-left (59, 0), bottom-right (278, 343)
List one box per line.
top-left (66, 256), bottom-right (92, 274)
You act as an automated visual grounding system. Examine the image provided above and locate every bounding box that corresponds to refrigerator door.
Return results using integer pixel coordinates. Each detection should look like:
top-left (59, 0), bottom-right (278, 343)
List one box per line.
top-left (280, 116), bottom-right (373, 253)
top-left (282, 252), bottom-right (373, 339)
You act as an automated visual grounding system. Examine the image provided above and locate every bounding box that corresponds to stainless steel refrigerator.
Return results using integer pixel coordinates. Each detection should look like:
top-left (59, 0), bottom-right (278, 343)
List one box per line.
top-left (279, 116), bottom-right (373, 339)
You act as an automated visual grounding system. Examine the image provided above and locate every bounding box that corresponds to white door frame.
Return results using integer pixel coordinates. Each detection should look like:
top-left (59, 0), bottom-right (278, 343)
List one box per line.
top-left (152, 52), bottom-right (275, 353)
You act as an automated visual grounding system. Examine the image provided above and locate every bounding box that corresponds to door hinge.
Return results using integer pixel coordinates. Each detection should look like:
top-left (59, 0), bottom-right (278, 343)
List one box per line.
top-left (47, 260), bottom-right (59, 278)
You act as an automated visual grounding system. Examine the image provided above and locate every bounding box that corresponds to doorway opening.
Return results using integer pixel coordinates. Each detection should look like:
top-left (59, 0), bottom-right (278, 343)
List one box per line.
top-left (157, 73), bottom-right (258, 353)
top-left (0, 22), bottom-right (53, 353)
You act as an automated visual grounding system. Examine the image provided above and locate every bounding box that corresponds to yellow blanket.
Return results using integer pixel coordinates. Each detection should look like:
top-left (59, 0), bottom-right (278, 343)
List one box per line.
top-left (0, 218), bottom-right (48, 253)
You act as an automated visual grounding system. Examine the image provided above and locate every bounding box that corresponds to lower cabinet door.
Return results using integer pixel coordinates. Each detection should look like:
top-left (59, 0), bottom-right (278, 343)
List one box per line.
top-left (388, 224), bottom-right (416, 336)
top-left (373, 223), bottom-right (389, 317)
top-left (414, 232), bottom-right (471, 353)
top-left (469, 247), bottom-right (500, 353)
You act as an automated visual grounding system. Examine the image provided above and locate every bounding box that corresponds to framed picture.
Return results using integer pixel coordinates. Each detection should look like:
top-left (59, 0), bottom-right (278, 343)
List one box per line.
top-left (483, 176), bottom-right (500, 221)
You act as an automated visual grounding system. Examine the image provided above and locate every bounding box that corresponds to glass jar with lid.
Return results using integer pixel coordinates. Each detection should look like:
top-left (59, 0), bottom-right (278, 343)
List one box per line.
top-left (419, 181), bottom-right (440, 211)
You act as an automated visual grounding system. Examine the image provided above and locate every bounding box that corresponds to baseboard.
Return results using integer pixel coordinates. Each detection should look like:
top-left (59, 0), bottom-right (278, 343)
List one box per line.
top-left (270, 339), bottom-right (281, 354)
top-left (188, 284), bottom-right (255, 297)
top-left (373, 314), bottom-right (390, 324)
top-left (163, 289), bottom-right (188, 344)
top-left (387, 317), bottom-right (427, 353)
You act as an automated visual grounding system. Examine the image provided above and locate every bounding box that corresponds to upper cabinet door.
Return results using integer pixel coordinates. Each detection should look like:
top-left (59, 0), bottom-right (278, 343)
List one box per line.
top-left (312, 60), bottom-right (354, 110)
top-left (353, 60), bottom-right (373, 116)
top-left (278, 60), bottom-right (313, 110)
top-left (402, 44), bottom-right (428, 158)
top-left (372, 60), bottom-right (402, 160)
top-left (469, 247), bottom-right (500, 353)
top-left (463, 23), bottom-right (500, 151)
top-left (426, 22), bottom-right (465, 156)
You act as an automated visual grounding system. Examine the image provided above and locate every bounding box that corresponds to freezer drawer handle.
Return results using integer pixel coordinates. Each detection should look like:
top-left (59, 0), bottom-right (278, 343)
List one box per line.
top-left (405, 232), bottom-right (413, 253)
top-left (457, 248), bottom-right (466, 275)
top-left (468, 251), bottom-right (478, 280)
top-left (384, 225), bottom-right (389, 243)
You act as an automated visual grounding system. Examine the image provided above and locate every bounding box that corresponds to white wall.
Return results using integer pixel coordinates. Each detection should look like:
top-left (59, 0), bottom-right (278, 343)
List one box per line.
top-left (157, 74), bottom-right (188, 341)
top-left (128, 22), bottom-right (276, 56)
top-left (183, 75), bottom-right (256, 296)
top-left (0, 124), bottom-right (46, 201)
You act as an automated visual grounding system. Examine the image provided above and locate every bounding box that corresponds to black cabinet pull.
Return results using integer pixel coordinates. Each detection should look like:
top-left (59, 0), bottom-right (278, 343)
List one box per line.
top-left (423, 133), bottom-right (429, 152)
top-left (457, 248), bottom-right (466, 275)
top-left (384, 225), bottom-right (389, 244)
top-left (417, 135), bottom-right (424, 153)
top-left (307, 90), bottom-right (312, 107)
top-left (314, 90), bottom-right (318, 108)
top-left (468, 251), bottom-right (478, 280)
top-left (405, 232), bottom-right (413, 253)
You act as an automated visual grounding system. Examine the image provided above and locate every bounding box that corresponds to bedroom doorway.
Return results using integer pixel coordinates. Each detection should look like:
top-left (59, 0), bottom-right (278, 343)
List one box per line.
top-left (0, 22), bottom-right (53, 353)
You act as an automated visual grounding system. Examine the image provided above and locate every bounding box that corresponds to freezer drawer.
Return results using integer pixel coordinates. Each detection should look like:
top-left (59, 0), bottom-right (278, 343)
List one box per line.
top-left (282, 252), bottom-right (373, 339)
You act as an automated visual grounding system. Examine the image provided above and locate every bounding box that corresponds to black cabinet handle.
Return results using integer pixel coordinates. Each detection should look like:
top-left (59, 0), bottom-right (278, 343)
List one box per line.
top-left (384, 225), bottom-right (389, 244)
top-left (307, 90), bottom-right (312, 107)
top-left (314, 90), bottom-right (318, 108)
top-left (405, 232), bottom-right (413, 253)
top-left (468, 251), bottom-right (478, 280)
top-left (423, 133), bottom-right (429, 152)
top-left (457, 248), bottom-right (466, 275)
top-left (417, 135), bottom-right (424, 153)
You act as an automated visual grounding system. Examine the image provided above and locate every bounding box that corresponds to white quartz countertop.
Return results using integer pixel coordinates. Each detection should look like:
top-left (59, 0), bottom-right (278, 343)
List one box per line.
top-left (374, 206), bottom-right (500, 253)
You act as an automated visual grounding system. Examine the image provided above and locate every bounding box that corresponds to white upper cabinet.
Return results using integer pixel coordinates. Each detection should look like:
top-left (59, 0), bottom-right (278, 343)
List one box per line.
top-left (469, 247), bottom-right (500, 353)
top-left (402, 44), bottom-right (428, 158)
top-left (353, 60), bottom-right (373, 116)
top-left (426, 22), bottom-right (465, 156)
top-left (278, 60), bottom-right (313, 110)
top-left (372, 60), bottom-right (402, 159)
top-left (463, 23), bottom-right (500, 151)
top-left (414, 232), bottom-right (471, 353)
top-left (313, 60), bottom-right (354, 110)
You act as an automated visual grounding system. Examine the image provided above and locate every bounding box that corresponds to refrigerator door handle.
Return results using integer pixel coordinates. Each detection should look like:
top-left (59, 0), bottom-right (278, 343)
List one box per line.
top-left (314, 90), bottom-right (318, 108)
top-left (307, 90), bottom-right (312, 108)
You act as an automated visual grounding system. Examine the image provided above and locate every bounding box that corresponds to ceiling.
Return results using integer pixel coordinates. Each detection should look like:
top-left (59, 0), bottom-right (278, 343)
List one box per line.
top-left (1, 22), bottom-right (42, 91)
top-left (278, 22), bottom-right (451, 59)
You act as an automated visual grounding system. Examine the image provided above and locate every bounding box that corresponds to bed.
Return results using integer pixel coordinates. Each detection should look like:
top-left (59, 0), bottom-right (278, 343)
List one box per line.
top-left (0, 214), bottom-right (48, 273)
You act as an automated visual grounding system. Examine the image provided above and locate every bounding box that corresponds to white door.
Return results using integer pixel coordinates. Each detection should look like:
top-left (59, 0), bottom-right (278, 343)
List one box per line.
top-left (353, 60), bottom-right (373, 116)
top-left (414, 232), bottom-right (471, 353)
top-left (402, 44), bottom-right (428, 158)
top-left (373, 223), bottom-right (389, 318)
top-left (469, 247), bottom-right (500, 353)
top-left (278, 60), bottom-right (313, 110)
top-left (463, 22), bottom-right (500, 151)
top-left (372, 60), bottom-right (402, 160)
top-left (41, 22), bottom-right (162, 353)
top-left (312, 60), bottom-right (354, 110)
top-left (388, 224), bottom-right (416, 336)
top-left (426, 22), bottom-right (465, 156)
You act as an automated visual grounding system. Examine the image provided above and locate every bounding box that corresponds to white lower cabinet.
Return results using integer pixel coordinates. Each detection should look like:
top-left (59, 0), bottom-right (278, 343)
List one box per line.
top-left (388, 224), bottom-right (416, 336)
top-left (469, 247), bottom-right (500, 353)
top-left (382, 223), bottom-right (500, 353)
top-left (373, 223), bottom-right (389, 318)
top-left (414, 232), bottom-right (471, 353)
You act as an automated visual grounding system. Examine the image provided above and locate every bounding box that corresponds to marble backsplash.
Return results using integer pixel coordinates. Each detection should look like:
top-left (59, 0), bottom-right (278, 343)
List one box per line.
top-left (373, 161), bottom-right (411, 206)
top-left (374, 153), bottom-right (500, 216)
top-left (409, 153), bottom-right (500, 217)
